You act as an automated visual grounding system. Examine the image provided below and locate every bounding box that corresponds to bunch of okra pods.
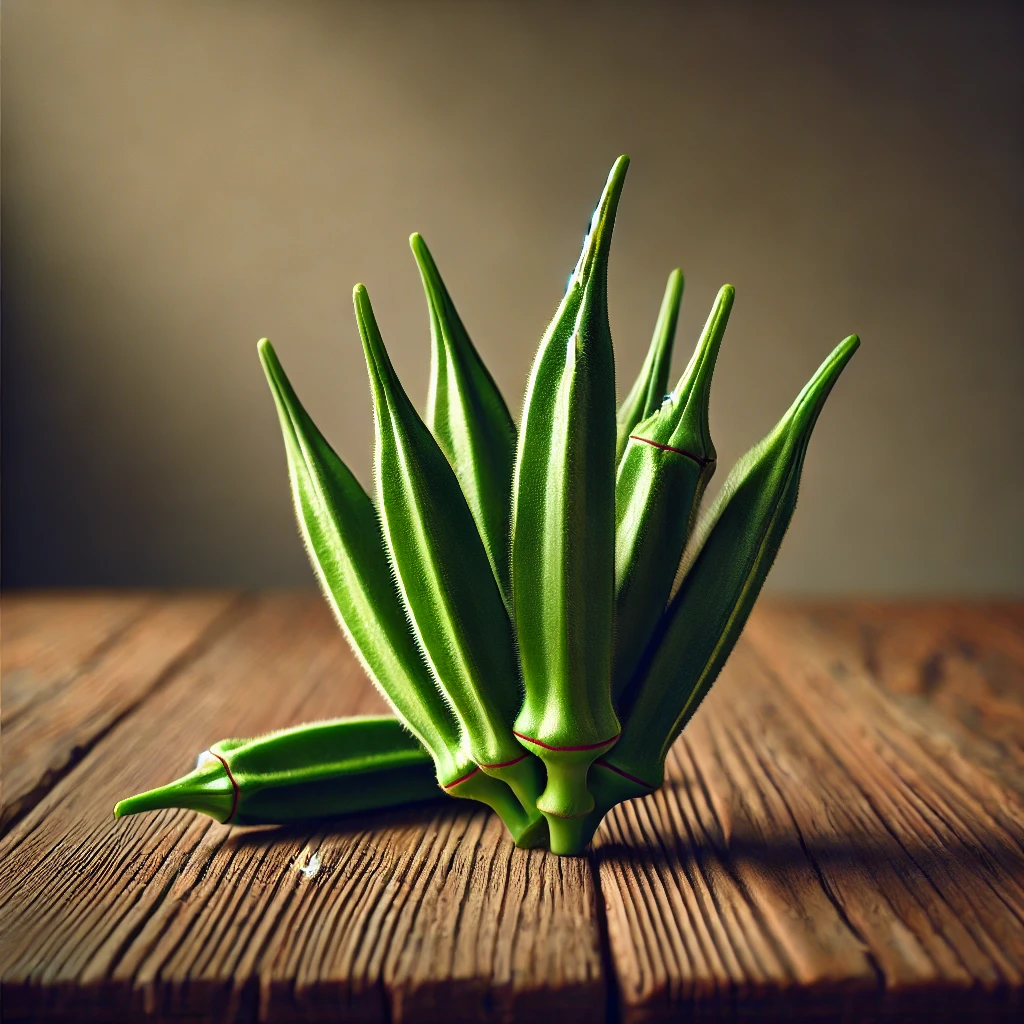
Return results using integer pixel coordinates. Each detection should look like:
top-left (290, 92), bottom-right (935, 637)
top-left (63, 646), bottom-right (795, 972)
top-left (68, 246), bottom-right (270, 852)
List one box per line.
top-left (116, 157), bottom-right (859, 855)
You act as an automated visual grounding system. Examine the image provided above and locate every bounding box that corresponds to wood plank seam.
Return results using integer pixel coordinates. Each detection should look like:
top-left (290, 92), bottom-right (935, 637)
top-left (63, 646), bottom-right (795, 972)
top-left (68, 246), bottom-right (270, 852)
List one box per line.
top-left (589, 846), bottom-right (622, 1024)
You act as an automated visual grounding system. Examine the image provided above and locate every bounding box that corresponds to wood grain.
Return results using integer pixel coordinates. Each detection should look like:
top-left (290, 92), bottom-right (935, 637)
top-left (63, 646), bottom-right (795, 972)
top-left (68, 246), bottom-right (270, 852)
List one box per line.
top-left (594, 605), bottom-right (1024, 1023)
top-left (1, 591), bottom-right (239, 831)
top-left (2, 591), bottom-right (154, 726)
top-left (1, 595), bottom-right (1022, 1022)
top-left (792, 601), bottom-right (1024, 793)
top-left (0, 594), bottom-right (604, 1023)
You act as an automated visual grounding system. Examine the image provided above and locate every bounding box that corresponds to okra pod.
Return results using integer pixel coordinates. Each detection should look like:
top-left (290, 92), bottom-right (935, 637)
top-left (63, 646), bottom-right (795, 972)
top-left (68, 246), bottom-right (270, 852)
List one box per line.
top-left (413, 233), bottom-right (518, 607)
top-left (259, 341), bottom-right (544, 846)
top-left (114, 717), bottom-right (443, 825)
top-left (612, 285), bottom-right (733, 700)
top-left (510, 157), bottom-right (628, 852)
top-left (355, 285), bottom-right (546, 833)
top-left (115, 717), bottom-right (543, 845)
top-left (259, 340), bottom-right (468, 786)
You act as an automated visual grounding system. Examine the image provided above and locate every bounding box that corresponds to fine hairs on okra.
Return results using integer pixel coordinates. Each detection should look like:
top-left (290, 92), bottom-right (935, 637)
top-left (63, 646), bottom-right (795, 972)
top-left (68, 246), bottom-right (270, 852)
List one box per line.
top-left (116, 156), bottom-right (859, 856)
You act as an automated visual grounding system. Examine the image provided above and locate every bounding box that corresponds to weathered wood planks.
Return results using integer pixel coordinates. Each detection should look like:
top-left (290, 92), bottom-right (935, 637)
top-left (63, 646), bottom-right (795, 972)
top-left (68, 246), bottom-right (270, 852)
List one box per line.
top-left (0, 594), bottom-right (604, 1023)
top-left (1, 594), bottom-right (1022, 1022)
top-left (594, 606), bottom-right (1024, 1023)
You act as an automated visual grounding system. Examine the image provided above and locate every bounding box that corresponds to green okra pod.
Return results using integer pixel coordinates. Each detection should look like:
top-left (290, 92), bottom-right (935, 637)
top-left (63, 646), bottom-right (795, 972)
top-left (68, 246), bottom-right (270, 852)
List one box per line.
top-left (615, 268), bottom-right (684, 465)
top-left (590, 334), bottom-right (860, 824)
top-left (355, 285), bottom-right (546, 836)
top-left (113, 717), bottom-right (444, 825)
top-left (413, 233), bottom-right (518, 607)
top-left (612, 285), bottom-right (733, 701)
top-left (510, 156), bottom-right (628, 852)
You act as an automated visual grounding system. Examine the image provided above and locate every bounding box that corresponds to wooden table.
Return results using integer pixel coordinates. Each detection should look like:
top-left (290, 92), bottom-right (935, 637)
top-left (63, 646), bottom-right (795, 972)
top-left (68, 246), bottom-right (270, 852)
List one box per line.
top-left (2, 593), bottom-right (1022, 1022)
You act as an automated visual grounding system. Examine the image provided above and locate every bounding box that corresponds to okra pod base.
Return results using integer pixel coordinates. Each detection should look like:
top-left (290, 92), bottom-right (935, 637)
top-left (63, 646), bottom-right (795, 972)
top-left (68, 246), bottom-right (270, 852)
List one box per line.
top-left (446, 766), bottom-right (549, 849)
top-left (512, 733), bottom-right (620, 821)
top-left (560, 759), bottom-right (660, 852)
top-left (545, 811), bottom-right (596, 857)
top-left (478, 751), bottom-right (546, 823)
top-left (535, 760), bottom-right (655, 855)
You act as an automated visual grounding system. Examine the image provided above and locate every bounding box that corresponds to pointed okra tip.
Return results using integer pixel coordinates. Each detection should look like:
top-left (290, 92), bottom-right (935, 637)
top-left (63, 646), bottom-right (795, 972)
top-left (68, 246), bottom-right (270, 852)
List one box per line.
top-left (785, 333), bottom-right (860, 437)
top-left (672, 283), bottom-right (735, 401)
top-left (649, 265), bottom-right (685, 374)
top-left (113, 756), bottom-right (235, 823)
top-left (660, 283), bottom-right (735, 445)
top-left (570, 154), bottom-right (630, 288)
top-left (256, 336), bottom-right (311, 444)
top-left (352, 282), bottom-right (372, 320)
top-left (353, 283), bottom-right (392, 395)
top-left (409, 233), bottom-right (450, 321)
top-left (661, 268), bottom-right (685, 329)
top-left (257, 337), bottom-right (286, 396)
top-left (409, 232), bottom-right (436, 278)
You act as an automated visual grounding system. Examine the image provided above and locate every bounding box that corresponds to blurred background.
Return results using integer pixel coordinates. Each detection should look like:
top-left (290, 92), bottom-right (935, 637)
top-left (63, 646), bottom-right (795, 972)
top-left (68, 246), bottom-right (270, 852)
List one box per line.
top-left (2, 0), bottom-right (1021, 594)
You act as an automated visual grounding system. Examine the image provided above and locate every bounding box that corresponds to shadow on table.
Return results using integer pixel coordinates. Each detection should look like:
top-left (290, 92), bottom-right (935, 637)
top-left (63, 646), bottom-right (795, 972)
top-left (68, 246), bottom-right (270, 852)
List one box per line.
top-left (222, 795), bottom-right (1023, 891)
top-left (220, 796), bottom-right (467, 850)
top-left (591, 823), bottom-right (1024, 880)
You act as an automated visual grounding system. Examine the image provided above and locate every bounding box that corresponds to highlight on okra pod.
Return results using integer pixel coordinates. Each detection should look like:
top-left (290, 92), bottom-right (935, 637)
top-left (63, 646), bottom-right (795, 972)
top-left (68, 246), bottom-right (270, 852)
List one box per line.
top-left (115, 156), bottom-right (859, 855)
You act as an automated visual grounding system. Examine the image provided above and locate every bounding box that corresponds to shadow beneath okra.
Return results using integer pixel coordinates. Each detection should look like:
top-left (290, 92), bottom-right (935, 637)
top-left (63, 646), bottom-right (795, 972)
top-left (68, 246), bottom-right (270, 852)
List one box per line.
top-left (221, 796), bottom-right (458, 850)
top-left (218, 788), bottom-right (1024, 892)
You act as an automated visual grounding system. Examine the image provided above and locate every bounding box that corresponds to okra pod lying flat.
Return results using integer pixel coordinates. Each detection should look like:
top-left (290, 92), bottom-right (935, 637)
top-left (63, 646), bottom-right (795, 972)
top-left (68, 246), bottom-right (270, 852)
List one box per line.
top-left (116, 713), bottom-right (542, 842)
top-left (114, 717), bottom-right (444, 825)
top-left (510, 157), bottom-right (628, 853)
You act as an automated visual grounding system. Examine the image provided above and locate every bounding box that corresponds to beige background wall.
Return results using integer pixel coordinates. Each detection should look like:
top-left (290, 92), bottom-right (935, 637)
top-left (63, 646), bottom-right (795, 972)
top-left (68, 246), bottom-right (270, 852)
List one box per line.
top-left (3, 1), bottom-right (1021, 593)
